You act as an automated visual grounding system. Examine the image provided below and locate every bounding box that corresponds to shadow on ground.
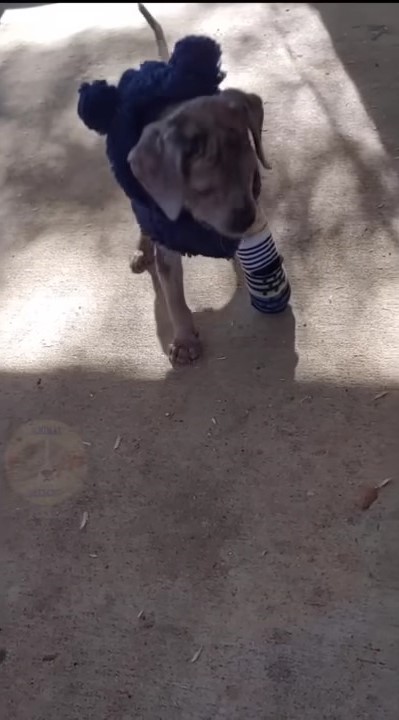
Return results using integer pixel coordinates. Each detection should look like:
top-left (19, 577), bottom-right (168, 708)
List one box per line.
top-left (1, 362), bottom-right (398, 718)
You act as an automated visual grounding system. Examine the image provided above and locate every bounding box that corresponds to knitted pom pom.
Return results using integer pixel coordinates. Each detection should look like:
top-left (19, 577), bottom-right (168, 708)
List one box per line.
top-left (77, 80), bottom-right (119, 136)
top-left (169, 35), bottom-right (225, 95)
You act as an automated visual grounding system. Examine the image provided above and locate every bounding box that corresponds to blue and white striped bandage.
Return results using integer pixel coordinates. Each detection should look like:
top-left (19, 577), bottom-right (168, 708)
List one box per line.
top-left (236, 226), bottom-right (291, 314)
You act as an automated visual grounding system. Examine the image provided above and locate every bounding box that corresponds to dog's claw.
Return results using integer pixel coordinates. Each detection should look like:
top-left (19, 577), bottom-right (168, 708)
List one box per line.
top-left (169, 333), bottom-right (201, 366)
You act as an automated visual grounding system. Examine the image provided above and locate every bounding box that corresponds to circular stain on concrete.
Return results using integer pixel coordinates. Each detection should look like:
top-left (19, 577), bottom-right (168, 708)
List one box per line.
top-left (5, 420), bottom-right (87, 506)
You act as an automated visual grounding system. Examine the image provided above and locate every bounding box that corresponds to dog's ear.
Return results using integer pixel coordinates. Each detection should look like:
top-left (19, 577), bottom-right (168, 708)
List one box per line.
top-left (221, 89), bottom-right (271, 170)
top-left (243, 92), bottom-right (271, 170)
top-left (128, 122), bottom-right (184, 221)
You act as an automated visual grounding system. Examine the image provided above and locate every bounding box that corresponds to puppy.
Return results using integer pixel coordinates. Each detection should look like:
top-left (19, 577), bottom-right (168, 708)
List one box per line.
top-left (130, 4), bottom-right (269, 365)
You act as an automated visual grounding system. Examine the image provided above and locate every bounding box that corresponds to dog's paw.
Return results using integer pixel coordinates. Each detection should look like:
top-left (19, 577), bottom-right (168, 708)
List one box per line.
top-left (130, 250), bottom-right (154, 274)
top-left (169, 332), bottom-right (202, 366)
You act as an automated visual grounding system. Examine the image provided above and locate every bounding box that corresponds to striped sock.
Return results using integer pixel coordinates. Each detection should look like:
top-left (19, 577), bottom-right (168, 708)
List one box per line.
top-left (236, 226), bottom-right (291, 314)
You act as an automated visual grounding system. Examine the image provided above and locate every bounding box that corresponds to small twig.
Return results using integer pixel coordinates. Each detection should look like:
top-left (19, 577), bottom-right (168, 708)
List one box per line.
top-left (189, 646), bottom-right (203, 664)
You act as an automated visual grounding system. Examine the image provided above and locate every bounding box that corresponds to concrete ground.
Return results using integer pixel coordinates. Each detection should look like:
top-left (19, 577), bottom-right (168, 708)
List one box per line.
top-left (1, 3), bottom-right (398, 718)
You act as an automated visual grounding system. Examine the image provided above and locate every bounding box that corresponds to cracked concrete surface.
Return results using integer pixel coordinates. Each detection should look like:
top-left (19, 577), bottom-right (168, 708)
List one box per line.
top-left (0, 3), bottom-right (398, 718)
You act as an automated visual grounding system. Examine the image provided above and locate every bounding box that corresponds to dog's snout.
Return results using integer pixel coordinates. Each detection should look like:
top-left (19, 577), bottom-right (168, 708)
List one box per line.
top-left (230, 204), bottom-right (256, 234)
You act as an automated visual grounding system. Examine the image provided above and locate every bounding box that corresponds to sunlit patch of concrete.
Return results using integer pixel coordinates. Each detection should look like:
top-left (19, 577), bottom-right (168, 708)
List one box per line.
top-left (1, 2), bottom-right (399, 387)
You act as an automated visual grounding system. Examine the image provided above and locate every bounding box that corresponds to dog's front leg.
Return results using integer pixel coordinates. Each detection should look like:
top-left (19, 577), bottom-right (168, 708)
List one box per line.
top-left (155, 245), bottom-right (201, 366)
top-left (130, 232), bottom-right (155, 274)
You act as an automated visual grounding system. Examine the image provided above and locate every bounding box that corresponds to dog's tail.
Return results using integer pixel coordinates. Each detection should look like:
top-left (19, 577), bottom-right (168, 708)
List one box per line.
top-left (138, 3), bottom-right (169, 62)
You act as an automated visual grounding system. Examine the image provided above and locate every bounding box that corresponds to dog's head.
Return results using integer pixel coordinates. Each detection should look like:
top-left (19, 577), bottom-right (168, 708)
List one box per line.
top-left (128, 89), bottom-right (270, 237)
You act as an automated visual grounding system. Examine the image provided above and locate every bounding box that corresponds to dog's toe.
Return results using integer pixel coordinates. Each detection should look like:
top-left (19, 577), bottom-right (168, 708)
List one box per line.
top-left (169, 333), bottom-right (202, 366)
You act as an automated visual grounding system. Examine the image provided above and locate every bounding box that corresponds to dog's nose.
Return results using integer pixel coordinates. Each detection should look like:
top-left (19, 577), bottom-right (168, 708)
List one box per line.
top-left (230, 204), bottom-right (256, 234)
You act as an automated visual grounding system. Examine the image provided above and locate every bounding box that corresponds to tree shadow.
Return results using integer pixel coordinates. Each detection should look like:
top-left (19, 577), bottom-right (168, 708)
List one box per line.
top-left (231, 2), bottom-right (399, 333)
top-left (311, 3), bottom-right (399, 157)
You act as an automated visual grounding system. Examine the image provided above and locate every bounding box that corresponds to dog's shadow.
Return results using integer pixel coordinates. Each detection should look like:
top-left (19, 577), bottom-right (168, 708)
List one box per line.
top-left (147, 256), bottom-right (298, 385)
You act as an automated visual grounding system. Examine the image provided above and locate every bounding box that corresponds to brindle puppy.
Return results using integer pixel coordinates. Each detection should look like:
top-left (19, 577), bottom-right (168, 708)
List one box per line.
top-left (130, 4), bottom-right (270, 365)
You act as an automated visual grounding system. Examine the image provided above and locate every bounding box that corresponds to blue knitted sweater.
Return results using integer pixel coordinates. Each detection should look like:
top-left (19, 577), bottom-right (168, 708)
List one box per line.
top-left (78, 35), bottom-right (252, 259)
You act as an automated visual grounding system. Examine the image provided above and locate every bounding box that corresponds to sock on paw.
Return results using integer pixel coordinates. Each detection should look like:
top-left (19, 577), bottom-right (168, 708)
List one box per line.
top-left (236, 224), bottom-right (291, 314)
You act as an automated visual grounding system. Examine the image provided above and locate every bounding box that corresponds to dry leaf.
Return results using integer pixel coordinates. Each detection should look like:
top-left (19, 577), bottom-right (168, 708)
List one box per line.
top-left (361, 477), bottom-right (393, 510)
top-left (79, 511), bottom-right (88, 530)
top-left (373, 391), bottom-right (388, 401)
top-left (361, 487), bottom-right (379, 510)
top-left (189, 646), bottom-right (203, 664)
top-left (113, 435), bottom-right (122, 450)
